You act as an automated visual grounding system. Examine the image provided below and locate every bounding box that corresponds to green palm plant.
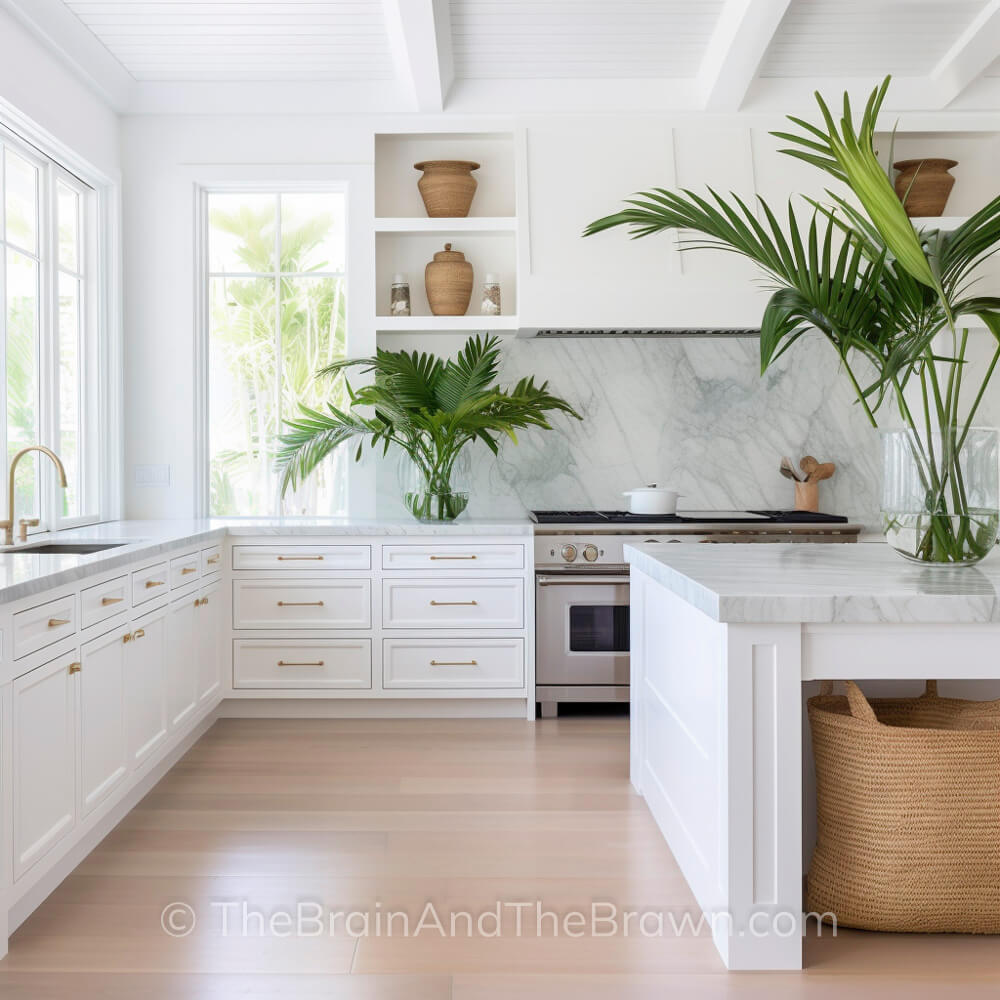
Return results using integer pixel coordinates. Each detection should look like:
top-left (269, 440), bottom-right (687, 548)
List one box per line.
top-left (585, 77), bottom-right (1000, 565)
top-left (277, 334), bottom-right (582, 520)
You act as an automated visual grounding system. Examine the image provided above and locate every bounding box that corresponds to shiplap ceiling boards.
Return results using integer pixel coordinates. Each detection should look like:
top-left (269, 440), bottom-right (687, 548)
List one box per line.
top-left (4, 0), bottom-right (1000, 111)
top-left (62, 0), bottom-right (394, 81)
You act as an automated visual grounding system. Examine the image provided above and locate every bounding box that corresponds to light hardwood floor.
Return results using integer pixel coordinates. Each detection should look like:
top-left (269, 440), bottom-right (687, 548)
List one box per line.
top-left (1, 716), bottom-right (999, 998)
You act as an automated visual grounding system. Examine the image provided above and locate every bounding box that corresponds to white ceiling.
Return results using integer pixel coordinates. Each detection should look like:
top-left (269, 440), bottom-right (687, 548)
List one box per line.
top-left (5, 0), bottom-right (1000, 113)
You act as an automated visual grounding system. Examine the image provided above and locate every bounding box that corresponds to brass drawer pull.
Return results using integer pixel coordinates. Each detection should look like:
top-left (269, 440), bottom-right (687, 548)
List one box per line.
top-left (123, 632), bottom-right (133, 643)
top-left (277, 660), bottom-right (324, 667)
top-left (429, 600), bottom-right (478, 606)
top-left (206, 555), bottom-right (220, 564)
top-left (277, 600), bottom-right (325, 607)
top-left (194, 597), bottom-right (208, 607)
top-left (68, 662), bottom-right (81, 674)
top-left (429, 554), bottom-right (477, 560)
top-left (48, 617), bottom-right (70, 627)
top-left (181, 566), bottom-right (197, 575)
top-left (133, 628), bottom-right (145, 640)
top-left (277, 555), bottom-right (324, 561)
top-left (101, 596), bottom-right (123, 606)
top-left (145, 580), bottom-right (164, 588)
top-left (430, 659), bottom-right (478, 666)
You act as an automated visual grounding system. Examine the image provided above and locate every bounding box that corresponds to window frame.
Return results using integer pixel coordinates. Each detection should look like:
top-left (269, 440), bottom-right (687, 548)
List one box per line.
top-left (0, 109), bottom-right (120, 534)
top-left (196, 175), bottom-right (368, 519)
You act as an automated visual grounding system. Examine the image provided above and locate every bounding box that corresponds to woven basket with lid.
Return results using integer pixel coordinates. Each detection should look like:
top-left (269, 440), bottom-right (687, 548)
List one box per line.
top-left (807, 680), bottom-right (1000, 933)
top-left (425, 243), bottom-right (473, 316)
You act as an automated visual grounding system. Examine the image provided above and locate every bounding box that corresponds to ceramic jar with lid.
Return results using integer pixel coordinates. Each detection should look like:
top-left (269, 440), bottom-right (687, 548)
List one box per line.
top-left (425, 243), bottom-right (473, 316)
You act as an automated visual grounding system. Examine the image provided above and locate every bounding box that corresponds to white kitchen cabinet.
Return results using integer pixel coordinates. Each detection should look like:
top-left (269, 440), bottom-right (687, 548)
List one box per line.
top-left (234, 638), bottom-right (372, 690)
top-left (232, 579), bottom-right (372, 629)
top-left (131, 561), bottom-right (169, 606)
top-left (196, 578), bottom-right (222, 705)
top-left (12, 651), bottom-right (77, 880)
top-left (382, 578), bottom-right (524, 629)
top-left (166, 592), bottom-right (197, 729)
top-left (78, 626), bottom-right (130, 817)
top-left (125, 603), bottom-right (168, 769)
top-left (383, 638), bottom-right (524, 689)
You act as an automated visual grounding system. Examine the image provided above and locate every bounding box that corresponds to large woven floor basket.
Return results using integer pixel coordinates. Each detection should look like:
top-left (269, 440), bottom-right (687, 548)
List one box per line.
top-left (807, 680), bottom-right (1000, 933)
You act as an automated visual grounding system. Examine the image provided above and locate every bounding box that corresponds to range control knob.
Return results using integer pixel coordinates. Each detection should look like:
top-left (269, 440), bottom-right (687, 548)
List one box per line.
top-left (582, 544), bottom-right (599, 562)
top-left (560, 544), bottom-right (578, 562)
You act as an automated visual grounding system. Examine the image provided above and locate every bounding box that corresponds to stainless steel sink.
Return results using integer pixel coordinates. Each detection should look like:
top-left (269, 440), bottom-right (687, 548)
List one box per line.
top-left (5, 541), bottom-right (132, 554)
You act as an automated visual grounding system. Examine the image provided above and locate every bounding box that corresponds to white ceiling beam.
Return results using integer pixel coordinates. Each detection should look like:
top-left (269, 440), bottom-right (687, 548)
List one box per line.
top-left (929, 0), bottom-right (1000, 109)
top-left (383, 0), bottom-right (453, 112)
top-left (0, 0), bottom-right (134, 111)
top-left (697, 0), bottom-right (792, 111)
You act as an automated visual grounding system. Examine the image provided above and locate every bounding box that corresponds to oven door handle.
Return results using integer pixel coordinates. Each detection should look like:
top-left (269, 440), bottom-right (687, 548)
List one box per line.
top-left (536, 576), bottom-right (630, 586)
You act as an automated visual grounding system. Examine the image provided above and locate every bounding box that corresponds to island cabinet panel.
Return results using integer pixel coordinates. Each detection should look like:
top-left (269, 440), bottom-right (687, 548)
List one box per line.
top-left (125, 603), bottom-right (168, 769)
top-left (166, 593), bottom-right (198, 729)
top-left (382, 579), bottom-right (524, 629)
top-left (231, 544), bottom-right (371, 571)
top-left (196, 579), bottom-right (223, 705)
top-left (132, 562), bottom-right (169, 606)
top-left (12, 651), bottom-right (77, 880)
top-left (232, 579), bottom-right (372, 629)
top-left (78, 626), bottom-right (130, 817)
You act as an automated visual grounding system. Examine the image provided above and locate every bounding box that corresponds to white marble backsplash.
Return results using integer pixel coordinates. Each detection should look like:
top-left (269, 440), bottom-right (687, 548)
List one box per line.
top-left (377, 332), bottom-right (884, 524)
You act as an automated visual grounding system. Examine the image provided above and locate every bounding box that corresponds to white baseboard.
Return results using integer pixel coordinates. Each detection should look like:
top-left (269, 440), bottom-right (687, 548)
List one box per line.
top-left (217, 697), bottom-right (530, 718)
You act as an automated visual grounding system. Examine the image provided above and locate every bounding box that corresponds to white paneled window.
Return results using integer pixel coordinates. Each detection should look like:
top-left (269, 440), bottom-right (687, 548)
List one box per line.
top-left (1, 131), bottom-right (100, 530)
top-left (206, 191), bottom-right (348, 517)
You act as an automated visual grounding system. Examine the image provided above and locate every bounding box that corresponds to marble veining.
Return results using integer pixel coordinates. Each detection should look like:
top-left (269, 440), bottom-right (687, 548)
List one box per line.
top-left (0, 518), bottom-right (532, 606)
top-left (625, 541), bottom-right (1000, 624)
top-left (373, 333), bottom-right (884, 523)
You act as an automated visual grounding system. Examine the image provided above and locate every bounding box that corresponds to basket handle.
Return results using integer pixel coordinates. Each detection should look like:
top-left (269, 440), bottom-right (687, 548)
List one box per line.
top-left (818, 680), bottom-right (878, 722)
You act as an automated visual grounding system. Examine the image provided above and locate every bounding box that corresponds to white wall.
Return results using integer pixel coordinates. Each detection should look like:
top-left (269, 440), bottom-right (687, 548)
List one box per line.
top-left (0, 8), bottom-right (119, 178)
top-left (120, 109), bottom-right (996, 525)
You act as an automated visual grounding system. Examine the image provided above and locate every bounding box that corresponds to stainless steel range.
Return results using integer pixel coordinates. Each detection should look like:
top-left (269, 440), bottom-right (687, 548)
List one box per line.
top-left (532, 509), bottom-right (860, 717)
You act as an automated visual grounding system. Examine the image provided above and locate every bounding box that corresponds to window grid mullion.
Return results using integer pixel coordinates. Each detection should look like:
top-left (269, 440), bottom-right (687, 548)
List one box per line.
top-left (273, 193), bottom-right (282, 518)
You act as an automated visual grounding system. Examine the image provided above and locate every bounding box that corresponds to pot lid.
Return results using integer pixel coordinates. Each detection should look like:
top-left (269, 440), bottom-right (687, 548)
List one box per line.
top-left (623, 484), bottom-right (678, 494)
top-left (432, 243), bottom-right (468, 261)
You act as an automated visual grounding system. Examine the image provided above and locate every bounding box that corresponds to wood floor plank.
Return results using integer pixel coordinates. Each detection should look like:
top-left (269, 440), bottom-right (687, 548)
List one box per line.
top-left (1, 716), bottom-right (996, 995)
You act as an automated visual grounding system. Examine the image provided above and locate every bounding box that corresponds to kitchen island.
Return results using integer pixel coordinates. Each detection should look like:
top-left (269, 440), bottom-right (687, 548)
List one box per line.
top-left (624, 540), bottom-right (1000, 972)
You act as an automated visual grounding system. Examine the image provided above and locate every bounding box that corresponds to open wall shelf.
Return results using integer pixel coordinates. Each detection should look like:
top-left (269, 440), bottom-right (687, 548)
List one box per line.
top-left (373, 130), bottom-right (520, 333)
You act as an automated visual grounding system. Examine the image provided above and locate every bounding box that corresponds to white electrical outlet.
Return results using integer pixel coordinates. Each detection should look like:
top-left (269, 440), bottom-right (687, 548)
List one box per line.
top-left (134, 464), bottom-right (170, 487)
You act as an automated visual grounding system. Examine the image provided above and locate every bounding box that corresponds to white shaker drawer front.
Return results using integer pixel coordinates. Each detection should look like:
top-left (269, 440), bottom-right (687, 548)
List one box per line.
top-left (234, 639), bottom-right (372, 689)
top-left (201, 543), bottom-right (223, 575)
top-left (231, 544), bottom-right (371, 571)
top-left (170, 552), bottom-right (201, 589)
top-left (382, 544), bottom-right (524, 571)
top-left (80, 575), bottom-right (129, 629)
top-left (13, 594), bottom-right (77, 660)
top-left (132, 562), bottom-right (169, 606)
top-left (233, 580), bottom-right (372, 629)
top-left (382, 578), bottom-right (524, 629)
top-left (383, 638), bottom-right (524, 689)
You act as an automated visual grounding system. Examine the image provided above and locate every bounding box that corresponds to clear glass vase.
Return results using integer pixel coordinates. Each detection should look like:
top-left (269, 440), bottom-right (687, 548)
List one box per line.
top-left (881, 427), bottom-right (1000, 566)
top-left (397, 450), bottom-right (471, 522)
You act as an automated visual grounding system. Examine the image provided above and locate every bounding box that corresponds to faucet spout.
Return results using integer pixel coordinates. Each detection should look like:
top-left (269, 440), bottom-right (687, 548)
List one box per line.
top-left (3, 445), bottom-right (69, 546)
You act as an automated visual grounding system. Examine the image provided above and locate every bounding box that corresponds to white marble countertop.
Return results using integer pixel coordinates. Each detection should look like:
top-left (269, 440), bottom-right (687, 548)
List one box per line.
top-left (625, 540), bottom-right (1000, 624)
top-left (0, 517), bottom-right (532, 605)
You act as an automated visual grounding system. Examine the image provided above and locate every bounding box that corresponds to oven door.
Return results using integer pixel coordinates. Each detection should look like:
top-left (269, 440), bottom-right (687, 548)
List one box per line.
top-left (535, 574), bottom-right (630, 686)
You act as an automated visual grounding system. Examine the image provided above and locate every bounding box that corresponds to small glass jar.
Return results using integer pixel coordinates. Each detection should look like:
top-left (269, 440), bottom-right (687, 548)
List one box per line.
top-left (390, 273), bottom-right (411, 317)
top-left (481, 273), bottom-right (501, 316)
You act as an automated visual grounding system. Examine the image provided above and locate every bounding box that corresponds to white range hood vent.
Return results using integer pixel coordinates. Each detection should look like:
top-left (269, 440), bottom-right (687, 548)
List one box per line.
top-left (516, 327), bottom-right (760, 339)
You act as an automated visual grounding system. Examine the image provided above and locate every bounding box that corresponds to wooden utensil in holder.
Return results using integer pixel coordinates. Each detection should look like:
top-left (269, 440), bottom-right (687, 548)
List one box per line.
top-left (791, 454), bottom-right (836, 511)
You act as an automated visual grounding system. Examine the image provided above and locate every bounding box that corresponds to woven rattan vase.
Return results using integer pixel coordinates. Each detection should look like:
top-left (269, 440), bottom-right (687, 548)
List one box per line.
top-left (425, 243), bottom-right (473, 316)
top-left (807, 680), bottom-right (1000, 933)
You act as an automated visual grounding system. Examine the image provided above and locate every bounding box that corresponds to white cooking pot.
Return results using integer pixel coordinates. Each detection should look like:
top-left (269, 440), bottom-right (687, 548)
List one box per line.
top-left (622, 484), bottom-right (681, 515)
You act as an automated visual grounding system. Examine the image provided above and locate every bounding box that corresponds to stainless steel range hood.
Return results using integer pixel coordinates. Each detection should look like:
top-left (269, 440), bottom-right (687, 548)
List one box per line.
top-left (516, 327), bottom-right (760, 339)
